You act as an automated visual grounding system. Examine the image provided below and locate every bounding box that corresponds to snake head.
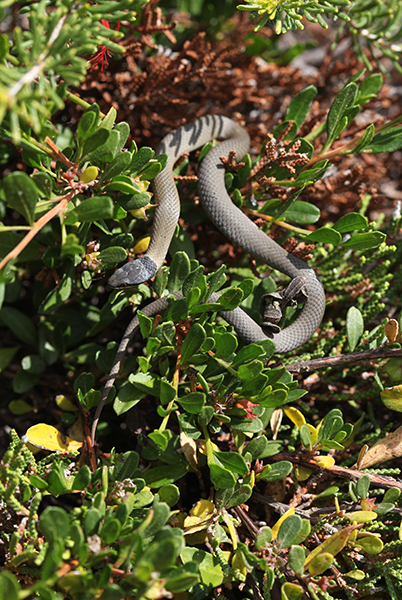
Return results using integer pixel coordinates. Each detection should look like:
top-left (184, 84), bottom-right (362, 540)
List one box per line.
top-left (108, 256), bottom-right (157, 288)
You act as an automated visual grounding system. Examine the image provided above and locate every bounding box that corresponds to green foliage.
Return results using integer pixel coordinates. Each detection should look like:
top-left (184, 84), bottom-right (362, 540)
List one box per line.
top-left (2, 428), bottom-right (401, 600)
top-left (237, 0), bottom-right (351, 34)
top-left (2, 2), bottom-right (402, 600)
top-left (237, 0), bottom-right (402, 70)
top-left (0, 0), bottom-right (147, 143)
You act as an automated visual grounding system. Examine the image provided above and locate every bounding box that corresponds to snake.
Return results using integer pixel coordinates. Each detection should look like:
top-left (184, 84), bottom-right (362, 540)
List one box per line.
top-left (91, 115), bottom-right (325, 443)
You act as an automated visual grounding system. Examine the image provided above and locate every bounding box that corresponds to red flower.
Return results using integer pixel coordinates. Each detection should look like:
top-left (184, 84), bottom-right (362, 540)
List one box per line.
top-left (235, 399), bottom-right (257, 419)
top-left (90, 19), bottom-right (120, 71)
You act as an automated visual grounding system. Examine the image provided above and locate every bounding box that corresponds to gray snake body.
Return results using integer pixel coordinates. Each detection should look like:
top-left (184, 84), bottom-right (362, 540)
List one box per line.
top-left (92, 115), bottom-right (325, 442)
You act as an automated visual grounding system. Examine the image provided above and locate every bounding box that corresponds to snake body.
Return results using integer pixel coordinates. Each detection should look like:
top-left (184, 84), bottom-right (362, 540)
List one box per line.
top-left (92, 116), bottom-right (325, 442)
top-left (109, 115), bottom-right (325, 352)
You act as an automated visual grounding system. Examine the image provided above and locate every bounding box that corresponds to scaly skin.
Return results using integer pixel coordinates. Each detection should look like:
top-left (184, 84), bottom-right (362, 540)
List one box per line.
top-left (92, 116), bottom-right (326, 443)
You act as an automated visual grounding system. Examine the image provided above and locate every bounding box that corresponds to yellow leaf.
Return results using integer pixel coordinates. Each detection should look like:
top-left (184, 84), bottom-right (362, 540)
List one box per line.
top-left (133, 235), bottom-right (151, 254)
top-left (180, 431), bottom-right (198, 470)
top-left (25, 424), bottom-right (83, 453)
top-left (190, 499), bottom-right (215, 518)
top-left (79, 166), bottom-right (98, 183)
top-left (381, 385), bottom-right (402, 412)
top-left (232, 552), bottom-right (247, 580)
top-left (315, 455), bottom-right (335, 468)
top-left (55, 395), bottom-right (78, 412)
top-left (183, 500), bottom-right (216, 535)
top-left (197, 439), bottom-right (219, 455)
top-left (294, 466), bottom-right (313, 481)
top-left (344, 570), bottom-right (365, 580)
top-left (284, 407), bottom-right (306, 430)
top-left (308, 552), bottom-right (334, 577)
top-left (306, 424), bottom-right (318, 446)
top-left (271, 507), bottom-right (295, 541)
top-left (353, 536), bottom-right (384, 554)
top-left (344, 511), bottom-right (377, 523)
top-left (305, 524), bottom-right (361, 569)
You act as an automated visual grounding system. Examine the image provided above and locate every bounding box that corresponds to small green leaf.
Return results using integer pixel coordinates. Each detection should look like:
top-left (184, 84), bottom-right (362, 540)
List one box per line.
top-left (177, 392), bottom-right (206, 414)
top-left (0, 346), bottom-right (19, 373)
top-left (2, 172), bottom-right (39, 225)
top-left (167, 252), bottom-right (191, 293)
top-left (244, 435), bottom-right (268, 460)
top-left (357, 73), bottom-right (383, 104)
top-left (84, 507), bottom-right (103, 536)
top-left (295, 162), bottom-right (330, 186)
top-left (277, 514), bottom-right (303, 549)
top-left (209, 463), bottom-right (236, 489)
top-left (383, 487), bottom-right (401, 503)
top-left (300, 424), bottom-right (312, 450)
top-left (21, 354), bottom-right (46, 374)
top-left (255, 526), bottom-right (272, 550)
top-left (213, 451), bottom-right (248, 476)
top-left (281, 582), bottom-right (303, 600)
top-left (308, 552), bottom-right (334, 576)
top-left (344, 569), bottom-right (365, 580)
top-left (288, 545), bottom-right (305, 576)
top-left (304, 227), bottom-right (342, 244)
top-left (100, 151), bottom-right (132, 182)
top-left (326, 82), bottom-right (358, 144)
top-left (352, 123), bottom-right (375, 153)
top-left (0, 571), bottom-right (21, 600)
top-left (100, 519), bottom-right (122, 545)
top-left (82, 127), bottom-right (110, 157)
top-left (97, 246), bottom-right (127, 269)
top-left (257, 461), bottom-right (293, 482)
top-left (341, 231), bottom-right (385, 250)
top-left (66, 196), bottom-right (114, 223)
top-left (72, 465), bottom-right (91, 491)
top-left (32, 172), bottom-right (53, 198)
top-left (354, 536), bottom-right (383, 555)
top-left (8, 399), bottom-right (33, 415)
top-left (285, 85), bottom-right (317, 128)
top-left (333, 212), bottom-right (368, 233)
top-left (366, 126), bottom-right (402, 153)
top-left (130, 147), bottom-right (155, 175)
top-left (0, 307), bottom-right (37, 346)
top-left (355, 474), bottom-right (370, 500)
top-left (346, 306), bottom-right (364, 352)
top-left (283, 200), bottom-right (320, 225)
top-left (180, 323), bottom-right (206, 364)
top-left (318, 408), bottom-right (344, 441)
top-left (158, 484), bottom-right (180, 507)
top-left (39, 506), bottom-right (70, 543)
top-left (237, 360), bottom-right (263, 380)
top-left (77, 104), bottom-right (100, 142)
top-left (218, 287), bottom-right (244, 311)
top-left (215, 332), bottom-right (238, 358)
top-left (114, 382), bottom-right (145, 415)
top-left (181, 547), bottom-right (225, 588)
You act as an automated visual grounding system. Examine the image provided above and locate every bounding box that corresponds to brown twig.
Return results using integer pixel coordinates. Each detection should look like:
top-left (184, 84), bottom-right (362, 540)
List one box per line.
top-left (0, 190), bottom-right (76, 272)
top-left (285, 345), bottom-right (402, 374)
top-left (271, 452), bottom-right (402, 492)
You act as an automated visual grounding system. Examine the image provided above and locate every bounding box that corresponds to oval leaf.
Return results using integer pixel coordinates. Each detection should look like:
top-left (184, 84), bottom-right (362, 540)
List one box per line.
top-left (346, 306), bottom-right (364, 352)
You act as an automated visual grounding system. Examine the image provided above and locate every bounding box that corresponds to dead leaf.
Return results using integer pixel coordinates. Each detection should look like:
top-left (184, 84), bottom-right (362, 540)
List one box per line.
top-left (356, 426), bottom-right (402, 469)
top-left (180, 431), bottom-right (198, 470)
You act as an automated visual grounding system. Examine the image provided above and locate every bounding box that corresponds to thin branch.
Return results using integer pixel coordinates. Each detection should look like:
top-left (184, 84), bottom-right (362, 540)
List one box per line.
top-left (271, 452), bottom-right (402, 492)
top-left (285, 345), bottom-right (402, 373)
top-left (0, 190), bottom-right (76, 271)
